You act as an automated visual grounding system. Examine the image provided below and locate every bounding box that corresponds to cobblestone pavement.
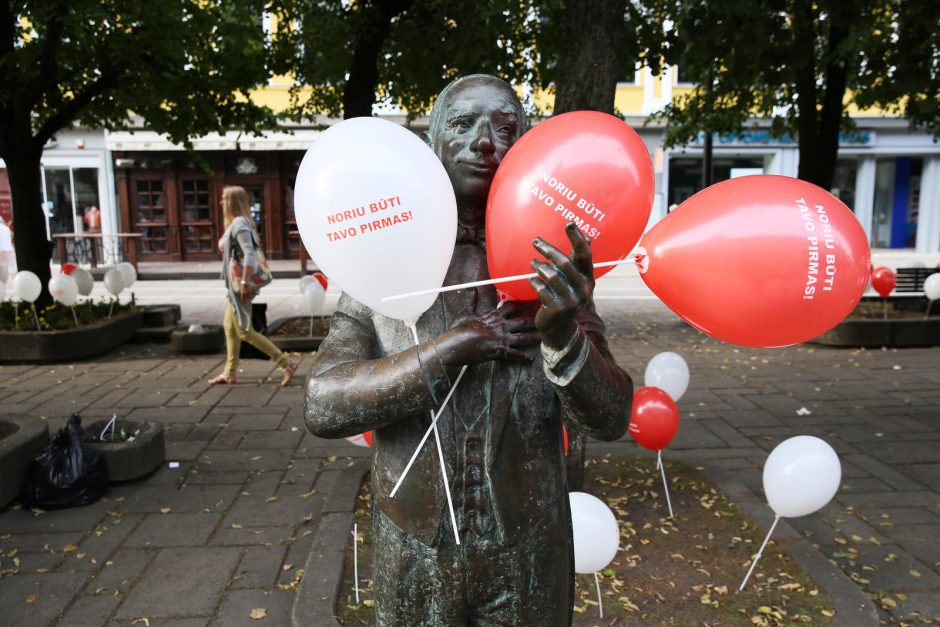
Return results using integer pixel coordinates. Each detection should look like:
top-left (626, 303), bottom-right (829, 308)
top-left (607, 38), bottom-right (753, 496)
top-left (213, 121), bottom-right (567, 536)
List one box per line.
top-left (0, 297), bottom-right (937, 625)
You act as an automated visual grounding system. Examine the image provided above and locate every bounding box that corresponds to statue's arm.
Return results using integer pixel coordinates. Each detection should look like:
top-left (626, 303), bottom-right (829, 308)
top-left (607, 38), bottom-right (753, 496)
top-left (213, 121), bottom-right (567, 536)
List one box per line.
top-left (303, 295), bottom-right (451, 439)
top-left (546, 302), bottom-right (632, 441)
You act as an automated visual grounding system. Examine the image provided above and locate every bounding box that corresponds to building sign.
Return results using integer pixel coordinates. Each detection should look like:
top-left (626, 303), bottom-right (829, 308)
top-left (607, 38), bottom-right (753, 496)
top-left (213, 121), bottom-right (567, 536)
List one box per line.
top-left (691, 130), bottom-right (874, 147)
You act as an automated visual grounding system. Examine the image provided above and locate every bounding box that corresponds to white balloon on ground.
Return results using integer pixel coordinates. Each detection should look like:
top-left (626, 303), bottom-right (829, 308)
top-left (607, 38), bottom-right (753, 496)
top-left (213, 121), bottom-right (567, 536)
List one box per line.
top-left (302, 281), bottom-right (326, 314)
top-left (117, 262), bottom-right (137, 288)
top-left (103, 268), bottom-right (125, 296)
top-left (762, 435), bottom-right (841, 519)
top-left (924, 273), bottom-right (940, 301)
top-left (12, 271), bottom-right (41, 302)
top-left (644, 351), bottom-right (690, 402)
top-left (299, 275), bottom-right (316, 294)
top-left (71, 267), bottom-right (94, 296)
top-left (294, 117), bottom-right (457, 327)
top-left (49, 275), bottom-right (78, 307)
top-left (569, 492), bottom-right (620, 574)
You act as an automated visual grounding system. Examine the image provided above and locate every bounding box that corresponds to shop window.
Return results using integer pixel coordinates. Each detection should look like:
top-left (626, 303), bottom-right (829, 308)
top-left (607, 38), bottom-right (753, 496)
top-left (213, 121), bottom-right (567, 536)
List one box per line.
top-left (831, 159), bottom-right (858, 212)
top-left (180, 178), bottom-right (214, 253)
top-left (285, 178), bottom-right (301, 253)
top-left (133, 178), bottom-right (168, 254)
top-left (871, 157), bottom-right (922, 249)
top-left (667, 156), bottom-right (766, 207)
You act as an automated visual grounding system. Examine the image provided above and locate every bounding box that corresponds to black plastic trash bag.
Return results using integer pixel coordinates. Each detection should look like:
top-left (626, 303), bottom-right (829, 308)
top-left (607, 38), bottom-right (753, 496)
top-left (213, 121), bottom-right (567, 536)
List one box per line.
top-left (21, 413), bottom-right (108, 509)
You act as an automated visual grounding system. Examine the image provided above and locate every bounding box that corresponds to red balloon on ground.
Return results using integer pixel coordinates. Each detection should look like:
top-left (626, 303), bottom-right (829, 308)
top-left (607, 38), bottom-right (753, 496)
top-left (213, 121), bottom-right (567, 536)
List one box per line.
top-left (312, 271), bottom-right (329, 290)
top-left (871, 266), bottom-right (896, 298)
top-left (61, 263), bottom-right (78, 275)
top-left (486, 111), bottom-right (653, 301)
top-left (637, 175), bottom-right (871, 348)
top-left (629, 387), bottom-right (680, 452)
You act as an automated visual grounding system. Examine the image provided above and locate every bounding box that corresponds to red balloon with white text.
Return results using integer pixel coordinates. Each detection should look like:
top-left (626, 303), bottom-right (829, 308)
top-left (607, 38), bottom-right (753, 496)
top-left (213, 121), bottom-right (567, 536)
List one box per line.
top-left (637, 175), bottom-right (871, 348)
top-left (486, 111), bottom-right (654, 300)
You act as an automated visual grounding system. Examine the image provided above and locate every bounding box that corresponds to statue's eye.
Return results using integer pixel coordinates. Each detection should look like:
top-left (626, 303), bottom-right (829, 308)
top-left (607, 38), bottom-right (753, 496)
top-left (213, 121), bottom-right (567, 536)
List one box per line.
top-left (450, 116), bottom-right (472, 131)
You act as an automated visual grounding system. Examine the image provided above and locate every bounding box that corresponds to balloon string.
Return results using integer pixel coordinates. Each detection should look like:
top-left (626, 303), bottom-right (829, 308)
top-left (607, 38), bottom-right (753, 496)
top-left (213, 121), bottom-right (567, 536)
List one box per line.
top-left (108, 300), bottom-right (115, 319)
top-left (927, 300), bottom-right (934, 318)
top-left (739, 515), bottom-right (780, 591)
top-left (658, 451), bottom-right (674, 518)
top-left (390, 364), bottom-right (468, 498)
top-left (352, 523), bottom-right (360, 604)
top-left (656, 449), bottom-right (662, 470)
top-left (71, 306), bottom-right (79, 327)
top-left (309, 315), bottom-right (314, 336)
top-left (380, 257), bottom-right (638, 303)
top-left (14, 303), bottom-right (18, 329)
top-left (409, 324), bottom-right (461, 546)
top-left (594, 572), bottom-right (604, 619)
top-left (32, 304), bottom-right (41, 331)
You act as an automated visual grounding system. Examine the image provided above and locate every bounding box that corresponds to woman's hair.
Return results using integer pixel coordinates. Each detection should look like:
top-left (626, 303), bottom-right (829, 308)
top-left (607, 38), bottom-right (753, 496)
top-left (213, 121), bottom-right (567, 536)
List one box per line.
top-left (222, 186), bottom-right (253, 228)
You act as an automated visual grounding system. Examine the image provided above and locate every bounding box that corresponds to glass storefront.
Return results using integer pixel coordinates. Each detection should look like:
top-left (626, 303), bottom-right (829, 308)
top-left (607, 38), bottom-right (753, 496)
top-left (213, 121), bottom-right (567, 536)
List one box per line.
top-left (872, 157), bottom-right (922, 248)
top-left (42, 166), bottom-right (101, 236)
top-left (830, 159), bottom-right (858, 212)
top-left (667, 156), bottom-right (766, 208)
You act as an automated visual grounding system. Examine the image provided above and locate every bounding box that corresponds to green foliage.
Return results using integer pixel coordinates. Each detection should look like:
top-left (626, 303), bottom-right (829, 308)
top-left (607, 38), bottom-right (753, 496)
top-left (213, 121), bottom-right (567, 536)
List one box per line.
top-left (0, 299), bottom-right (133, 332)
top-left (635, 0), bottom-right (940, 148)
top-left (0, 0), bottom-right (282, 157)
top-left (279, 0), bottom-right (547, 119)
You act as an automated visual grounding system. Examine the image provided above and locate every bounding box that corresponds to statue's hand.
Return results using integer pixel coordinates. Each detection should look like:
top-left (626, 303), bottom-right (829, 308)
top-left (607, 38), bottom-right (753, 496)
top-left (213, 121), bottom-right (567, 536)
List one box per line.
top-left (529, 222), bottom-right (595, 350)
top-left (433, 300), bottom-right (540, 365)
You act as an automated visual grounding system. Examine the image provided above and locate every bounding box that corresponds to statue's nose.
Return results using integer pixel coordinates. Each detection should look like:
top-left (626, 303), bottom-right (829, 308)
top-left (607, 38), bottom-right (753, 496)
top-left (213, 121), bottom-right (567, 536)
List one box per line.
top-left (470, 125), bottom-right (495, 154)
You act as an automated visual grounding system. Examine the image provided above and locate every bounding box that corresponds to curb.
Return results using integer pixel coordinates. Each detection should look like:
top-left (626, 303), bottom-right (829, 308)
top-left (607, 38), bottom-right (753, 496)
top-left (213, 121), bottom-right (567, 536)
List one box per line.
top-left (290, 454), bottom-right (879, 627)
top-left (292, 458), bottom-right (370, 627)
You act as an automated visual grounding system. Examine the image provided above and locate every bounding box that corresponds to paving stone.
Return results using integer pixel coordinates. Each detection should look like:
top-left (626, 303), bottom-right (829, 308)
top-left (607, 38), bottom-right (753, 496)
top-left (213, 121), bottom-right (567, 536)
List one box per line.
top-left (211, 524), bottom-right (295, 547)
top-left (889, 524), bottom-right (940, 570)
top-left (838, 491), bottom-right (940, 509)
top-left (214, 588), bottom-right (294, 626)
top-left (119, 484), bottom-right (241, 514)
top-left (124, 513), bottom-right (221, 548)
top-left (115, 547), bottom-right (241, 618)
top-left (887, 591), bottom-right (940, 624)
top-left (216, 386), bottom-right (278, 407)
top-left (58, 593), bottom-right (123, 625)
top-left (225, 493), bottom-right (325, 528)
top-left (223, 413), bottom-right (287, 431)
top-left (830, 544), bottom-right (940, 591)
top-left (196, 448), bottom-right (294, 471)
top-left (230, 545), bottom-right (289, 589)
top-left (126, 405), bottom-right (209, 424)
top-left (86, 549), bottom-right (155, 593)
top-left (857, 507), bottom-right (940, 526)
top-left (206, 429), bottom-right (246, 450)
top-left (0, 572), bottom-right (88, 625)
top-left (55, 514), bottom-right (143, 573)
top-left (237, 430), bottom-right (304, 450)
top-left (183, 469), bottom-right (251, 486)
top-left (164, 440), bottom-right (207, 461)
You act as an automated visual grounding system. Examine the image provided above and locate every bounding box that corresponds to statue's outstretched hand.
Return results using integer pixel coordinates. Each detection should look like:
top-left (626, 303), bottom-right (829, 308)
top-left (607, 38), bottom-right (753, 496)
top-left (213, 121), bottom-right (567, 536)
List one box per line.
top-left (529, 221), bottom-right (594, 350)
top-left (432, 300), bottom-right (540, 366)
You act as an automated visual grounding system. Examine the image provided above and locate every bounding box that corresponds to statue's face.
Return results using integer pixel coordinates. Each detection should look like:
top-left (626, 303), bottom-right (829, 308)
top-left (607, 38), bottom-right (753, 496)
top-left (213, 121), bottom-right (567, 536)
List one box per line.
top-left (431, 79), bottom-right (522, 204)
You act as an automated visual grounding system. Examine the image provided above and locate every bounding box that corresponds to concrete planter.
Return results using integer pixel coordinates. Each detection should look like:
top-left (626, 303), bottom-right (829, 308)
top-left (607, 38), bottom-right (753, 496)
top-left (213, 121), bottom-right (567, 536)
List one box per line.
top-left (0, 419), bottom-right (50, 511)
top-left (171, 325), bottom-right (225, 354)
top-left (0, 310), bottom-right (144, 363)
top-left (83, 419), bottom-right (165, 482)
top-left (268, 316), bottom-right (332, 352)
top-left (813, 317), bottom-right (940, 348)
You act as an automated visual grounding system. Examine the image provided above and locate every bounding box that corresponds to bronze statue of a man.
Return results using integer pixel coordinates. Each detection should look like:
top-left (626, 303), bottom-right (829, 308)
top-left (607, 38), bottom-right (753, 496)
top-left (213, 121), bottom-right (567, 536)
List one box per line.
top-left (304, 74), bottom-right (633, 625)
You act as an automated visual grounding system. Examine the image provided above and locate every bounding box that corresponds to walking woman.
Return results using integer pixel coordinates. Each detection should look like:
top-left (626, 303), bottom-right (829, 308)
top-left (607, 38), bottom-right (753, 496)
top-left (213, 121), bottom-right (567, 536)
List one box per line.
top-left (209, 186), bottom-right (297, 386)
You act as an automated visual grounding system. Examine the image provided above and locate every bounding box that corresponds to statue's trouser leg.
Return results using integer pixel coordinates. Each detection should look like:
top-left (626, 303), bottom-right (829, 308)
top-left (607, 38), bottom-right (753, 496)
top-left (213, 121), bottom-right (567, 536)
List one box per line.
top-left (374, 508), bottom-right (571, 627)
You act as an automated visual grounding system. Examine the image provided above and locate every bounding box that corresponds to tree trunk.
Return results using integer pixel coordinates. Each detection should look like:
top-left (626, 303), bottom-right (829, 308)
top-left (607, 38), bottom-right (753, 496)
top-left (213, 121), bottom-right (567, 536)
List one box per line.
top-left (342, 0), bottom-right (415, 119)
top-left (552, 0), bottom-right (628, 115)
top-left (6, 149), bottom-right (53, 309)
top-left (552, 0), bottom-right (627, 491)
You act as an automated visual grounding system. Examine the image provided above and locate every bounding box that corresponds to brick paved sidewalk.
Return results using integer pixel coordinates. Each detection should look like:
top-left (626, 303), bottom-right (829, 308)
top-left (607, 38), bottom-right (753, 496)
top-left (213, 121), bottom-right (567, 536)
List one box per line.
top-left (0, 300), bottom-right (936, 625)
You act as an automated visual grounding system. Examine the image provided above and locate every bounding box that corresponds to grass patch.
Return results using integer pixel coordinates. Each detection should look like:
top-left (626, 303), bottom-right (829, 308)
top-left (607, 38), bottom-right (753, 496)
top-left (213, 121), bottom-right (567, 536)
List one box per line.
top-left (335, 456), bottom-right (835, 626)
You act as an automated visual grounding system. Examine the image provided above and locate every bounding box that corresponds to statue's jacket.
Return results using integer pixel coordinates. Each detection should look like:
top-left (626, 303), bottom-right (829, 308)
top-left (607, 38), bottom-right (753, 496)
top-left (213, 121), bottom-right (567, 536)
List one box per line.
top-left (304, 244), bottom-right (632, 547)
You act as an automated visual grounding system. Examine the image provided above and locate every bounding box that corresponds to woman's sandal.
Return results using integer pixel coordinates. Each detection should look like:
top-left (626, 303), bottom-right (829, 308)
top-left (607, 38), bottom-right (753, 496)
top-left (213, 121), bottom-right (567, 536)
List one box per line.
top-left (208, 374), bottom-right (236, 385)
top-left (280, 361), bottom-right (298, 387)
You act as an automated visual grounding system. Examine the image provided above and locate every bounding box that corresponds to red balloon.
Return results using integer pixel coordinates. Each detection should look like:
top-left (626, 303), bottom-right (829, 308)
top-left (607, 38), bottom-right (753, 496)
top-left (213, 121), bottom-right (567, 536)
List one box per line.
top-left (486, 111), bottom-right (654, 300)
top-left (871, 266), bottom-right (895, 298)
top-left (61, 263), bottom-right (78, 275)
top-left (312, 271), bottom-right (329, 291)
top-left (629, 387), bottom-right (680, 451)
top-left (364, 430), bottom-right (373, 447)
top-left (562, 425), bottom-right (569, 457)
top-left (637, 175), bottom-right (871, 348)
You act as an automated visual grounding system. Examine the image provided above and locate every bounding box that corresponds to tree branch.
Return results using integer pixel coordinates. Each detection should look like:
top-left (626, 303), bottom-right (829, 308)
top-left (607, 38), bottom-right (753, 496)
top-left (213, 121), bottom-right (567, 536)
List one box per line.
top-left (34, 68), bottom-right (119, 147)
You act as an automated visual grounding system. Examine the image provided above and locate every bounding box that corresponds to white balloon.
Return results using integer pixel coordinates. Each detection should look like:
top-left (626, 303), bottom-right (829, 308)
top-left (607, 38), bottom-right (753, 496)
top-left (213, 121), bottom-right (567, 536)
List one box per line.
top-left (763, 435), bottom-right (841, 518)
top-left (299, 275), bottom-right (316, 294)
top-left (103, 268), bottom-right (125, 296)
top-left (569, 492), bottom-right (620, 574)
top-left (71, 267), bottom-right (94, 297)
top-left (117, 262), bottom-right (137, 288)
top-left (49, 275), bottom-right (78, 307)
top-left (302, 281), bottom-right (326, 314)
top-left (907, 261), bottom-right (926, 268)
top-left (924, 273), bottom-right (940, 301)
top-left (644, 351), bottom-right (690, 401)
top-left (12, 271), bottom-right (41, 303)
top-left (294, 117), bottom-right (457, 327)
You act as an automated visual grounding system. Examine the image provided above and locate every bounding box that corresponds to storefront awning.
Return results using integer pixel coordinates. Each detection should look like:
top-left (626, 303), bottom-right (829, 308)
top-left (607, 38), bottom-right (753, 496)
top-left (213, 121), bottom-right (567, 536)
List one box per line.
top-left (106, 129), bottom-right (322, 152)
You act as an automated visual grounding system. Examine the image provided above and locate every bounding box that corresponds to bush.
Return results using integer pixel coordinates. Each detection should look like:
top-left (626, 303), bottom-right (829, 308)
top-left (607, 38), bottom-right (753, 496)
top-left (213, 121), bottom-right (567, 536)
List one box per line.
top-left (0, 298), bottom-right (135, 331)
